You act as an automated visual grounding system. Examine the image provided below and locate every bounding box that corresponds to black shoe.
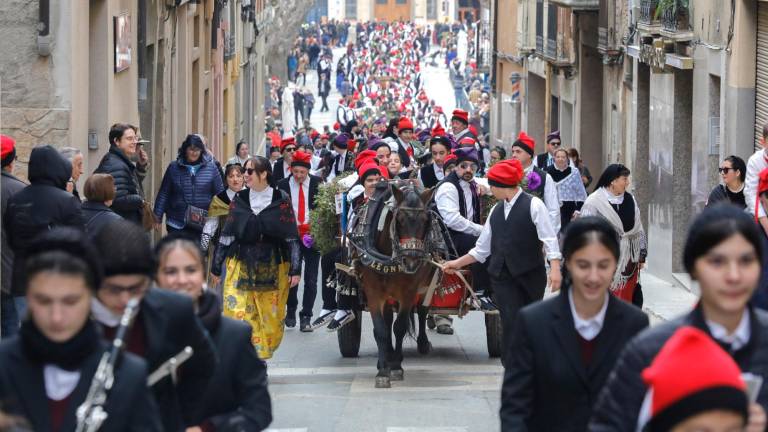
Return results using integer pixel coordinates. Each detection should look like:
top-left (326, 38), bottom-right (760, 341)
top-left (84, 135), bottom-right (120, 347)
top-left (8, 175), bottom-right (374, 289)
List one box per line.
top-left (436, 324), bottom-right (454, 335)
top-left (285, 310), bottom-right (297, 328)
top-left (300, 316), bottom-right (313, 332)
top-left (311, 309), bottom-right (336, 329)
top-left (478, 295), bottom-right (498, 313)
top-left (327, 311), bottom-right (355, 332)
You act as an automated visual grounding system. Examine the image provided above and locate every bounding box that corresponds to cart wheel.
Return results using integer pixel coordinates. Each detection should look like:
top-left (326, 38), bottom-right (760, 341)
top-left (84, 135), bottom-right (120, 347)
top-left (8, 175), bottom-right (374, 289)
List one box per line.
top-left (485, 313), bottom-right (503, 358)
top-left (338, 310), bottom-right (363, 358)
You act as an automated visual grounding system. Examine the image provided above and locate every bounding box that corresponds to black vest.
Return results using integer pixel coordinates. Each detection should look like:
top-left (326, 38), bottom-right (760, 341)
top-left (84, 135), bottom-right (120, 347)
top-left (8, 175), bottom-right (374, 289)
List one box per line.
top-left (487, 193), bottom-right (545, 278)
top-left (438, 171), bottom-right (480, 225)
top-left (420, 164), bottom-right (439, 189)
top-left (524, 166), bottom-right (548, 200)
top-left (613, 192), bottom-right (636, 233)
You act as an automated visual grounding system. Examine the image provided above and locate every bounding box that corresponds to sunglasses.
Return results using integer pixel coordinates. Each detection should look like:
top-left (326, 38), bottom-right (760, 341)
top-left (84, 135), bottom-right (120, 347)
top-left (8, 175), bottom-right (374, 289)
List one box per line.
top-left (459, 162), bottom-right (478, 171)
top-left (246, 168), bottom-right (256, 175)
top-left (718, 167), bottom-right (735, 174)
top-left (284, 147), bottom-right (297, 153)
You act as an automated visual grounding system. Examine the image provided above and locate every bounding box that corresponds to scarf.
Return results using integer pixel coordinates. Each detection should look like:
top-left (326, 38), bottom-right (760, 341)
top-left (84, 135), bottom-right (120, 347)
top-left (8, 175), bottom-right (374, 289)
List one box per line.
top-left (547, 165), bottom-right (571, 182)
top-left (20, 319), bottom-right (100, 371)
top-left (553, 167), bottom-right (588, 203)
top-left (582, 188), bottom-right (644, 289)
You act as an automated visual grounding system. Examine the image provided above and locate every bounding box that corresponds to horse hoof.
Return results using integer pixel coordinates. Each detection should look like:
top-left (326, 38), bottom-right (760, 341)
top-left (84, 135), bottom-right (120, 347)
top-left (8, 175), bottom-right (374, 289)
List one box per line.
top-left (390, 369), bottom-right (404, 381)
top-left (418, 341), bottom-right (432, 355)
top-left (375, 376), bottom-right (391, 388)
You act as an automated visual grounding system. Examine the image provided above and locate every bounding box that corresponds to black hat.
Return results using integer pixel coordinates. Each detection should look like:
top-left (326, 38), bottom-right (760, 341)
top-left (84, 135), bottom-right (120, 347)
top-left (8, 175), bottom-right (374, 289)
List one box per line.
top-left (93, 220), bottom-right (155, 278)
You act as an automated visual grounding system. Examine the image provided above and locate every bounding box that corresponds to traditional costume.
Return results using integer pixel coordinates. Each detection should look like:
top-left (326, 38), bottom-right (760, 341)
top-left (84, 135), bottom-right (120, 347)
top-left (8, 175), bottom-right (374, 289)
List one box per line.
top-left (545, 162), bottom-right (588, 232)
top-left (202, 186), bottom-right (239, 296)
top-left (213, 186), bottom-right (301, 359)
top-left (468, 159), bottom-right (561, 362)
top-left (513, 132), bottom-right (561, 232)
top-left (579, 164), bottom-right (647, 303)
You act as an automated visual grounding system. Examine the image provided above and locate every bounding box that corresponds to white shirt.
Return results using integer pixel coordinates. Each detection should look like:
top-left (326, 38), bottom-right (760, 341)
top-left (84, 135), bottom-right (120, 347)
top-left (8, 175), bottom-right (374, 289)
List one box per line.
top-left (435, 179), bottom-right (483, 236)
top-left (745, 149), bottom-right (768, 218)
top-left (249, 187), bottom-right (274, 215)
top-left (468, 188), bottom-right (562, 262)
top-left (569, 289), bottom-right (609, 341)
top-left (707, 309), bottom-right (751, 351)
top-left (417, 163), bottom-right (445, 184)
top-left (326, 151), bottom-right (347, 182)
top-left (524, 163), bottom-right (561, 233)
top-left (44, 365), bottom-right (81, 401)
top-left (289, 176), bottom-right (311, 225)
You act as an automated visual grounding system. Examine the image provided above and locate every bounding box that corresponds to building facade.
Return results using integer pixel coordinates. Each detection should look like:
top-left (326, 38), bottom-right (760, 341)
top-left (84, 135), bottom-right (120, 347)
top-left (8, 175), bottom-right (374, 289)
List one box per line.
top-left (491, 0), bottom-right (761, 284)
top-left (1, 0), bottom-right (271, 203)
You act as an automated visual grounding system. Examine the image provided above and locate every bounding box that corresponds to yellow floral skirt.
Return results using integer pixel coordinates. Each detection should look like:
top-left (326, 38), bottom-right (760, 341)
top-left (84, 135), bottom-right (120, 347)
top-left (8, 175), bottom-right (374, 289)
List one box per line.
top-left (222, 258), bottom-right (290, 359)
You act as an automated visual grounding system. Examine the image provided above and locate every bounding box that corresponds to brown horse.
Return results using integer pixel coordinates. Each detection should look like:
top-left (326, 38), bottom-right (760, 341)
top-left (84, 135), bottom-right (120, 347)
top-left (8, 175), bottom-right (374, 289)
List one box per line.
top-left (355, 181), bottom-right (437, 388)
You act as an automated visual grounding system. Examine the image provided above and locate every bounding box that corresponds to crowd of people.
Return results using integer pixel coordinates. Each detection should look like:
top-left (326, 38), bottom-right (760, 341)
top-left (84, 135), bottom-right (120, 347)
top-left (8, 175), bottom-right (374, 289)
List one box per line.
top-left (2, 16), bottom-right (768, 432)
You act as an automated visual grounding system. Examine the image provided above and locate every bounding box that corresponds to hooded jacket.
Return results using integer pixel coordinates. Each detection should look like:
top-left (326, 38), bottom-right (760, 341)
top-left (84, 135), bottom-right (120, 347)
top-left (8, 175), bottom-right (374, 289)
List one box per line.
top-left (4, 145), bottom-right (83, 295)
top-left (153, 152), bottom-right (224, 229)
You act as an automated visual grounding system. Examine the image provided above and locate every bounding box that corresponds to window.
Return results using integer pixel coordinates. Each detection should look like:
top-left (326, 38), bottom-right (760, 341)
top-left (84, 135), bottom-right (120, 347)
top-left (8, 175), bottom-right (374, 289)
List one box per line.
top-left (346, 0), bottom-right (357, 18)
top-left (376, 0), bottom-right (387, 4)
top-left (396, 0), bottom-right (407, 4)
top-left (427, 0), bottom-right (437, 19)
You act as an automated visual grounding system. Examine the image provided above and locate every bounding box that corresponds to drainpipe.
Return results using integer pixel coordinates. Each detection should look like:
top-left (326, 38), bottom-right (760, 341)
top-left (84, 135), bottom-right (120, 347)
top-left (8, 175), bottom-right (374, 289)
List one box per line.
top-left (37, 0), bottom-right (52, 56)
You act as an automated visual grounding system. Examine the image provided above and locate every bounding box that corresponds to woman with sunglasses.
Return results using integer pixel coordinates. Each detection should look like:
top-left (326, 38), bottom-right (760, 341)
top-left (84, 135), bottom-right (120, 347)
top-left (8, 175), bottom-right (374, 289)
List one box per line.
top-left (202, 163), bottom-right (245, 296)
top-left (707, 155), bottom-right (747, 209)
top-left (211, 156), bottom-right (301, 359)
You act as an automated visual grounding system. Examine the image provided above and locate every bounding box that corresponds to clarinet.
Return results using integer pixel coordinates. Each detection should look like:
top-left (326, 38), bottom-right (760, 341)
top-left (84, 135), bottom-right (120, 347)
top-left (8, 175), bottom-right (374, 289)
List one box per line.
top-left (75, 298), bottom-right (140, 432)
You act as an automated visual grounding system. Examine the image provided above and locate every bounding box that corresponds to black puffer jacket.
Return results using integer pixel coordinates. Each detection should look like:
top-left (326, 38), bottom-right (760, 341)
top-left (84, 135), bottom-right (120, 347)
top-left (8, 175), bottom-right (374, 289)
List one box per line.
top-left (81, 201), bottom-right (123, 237)
top-left (94, 145), bottom-right (145, 223)
top-left (4, 145), bottom-right (83, 294)
top-left (589, 305), bottom-right (768, 431)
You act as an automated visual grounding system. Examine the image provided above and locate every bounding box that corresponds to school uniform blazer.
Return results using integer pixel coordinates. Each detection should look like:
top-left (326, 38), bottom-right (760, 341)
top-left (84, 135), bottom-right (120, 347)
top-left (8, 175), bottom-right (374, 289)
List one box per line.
top-left (200, 317), bottom-right (272, 431)
top-left (0, 338), bottom-right (163, 432)
top-left (139, 288), bottom-right (218, 431)
top-left (500, 290), bottom-right (649, 432)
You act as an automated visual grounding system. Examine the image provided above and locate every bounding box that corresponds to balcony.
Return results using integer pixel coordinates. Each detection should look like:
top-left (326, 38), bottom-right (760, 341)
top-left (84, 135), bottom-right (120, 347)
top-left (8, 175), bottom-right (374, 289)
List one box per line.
top-left (638, 0), bottom-right (661, 34)
top-left (548, 0), bottom-right (597, 10)
top-left (598, 27), bottom-right (609, 52)
top-left (659, 0), bottom-right (693, 40)
top-left (535, 0), bottom-right (544, 55)
top-left (224, 34), bottom-right (236, 61)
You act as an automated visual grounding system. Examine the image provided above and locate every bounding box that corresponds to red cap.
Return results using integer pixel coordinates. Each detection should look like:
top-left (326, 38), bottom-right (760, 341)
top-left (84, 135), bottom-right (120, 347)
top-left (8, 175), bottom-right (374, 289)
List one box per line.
top-left (641, 327), bottom-right (748, 431)
top-left (398, 117), bottom-right (414, 132)
top-left (320, 134), bottom-right (329, 140)
top-left (310, 130), bottom-right (319, 139)
top-left (358, 161), bottom-right (382, 180)
top-left (378, 165), bottom-right (390, 180)
top-left (443, 153), bottom-right (458, 167)
top-left (513, 131), bottom-right (536, 156)
top-left (451, 109), bottom-right (469, 125)
top-left (291, 150), bottom-right (312, 169)
top-left (1, 134), bottom-right (16, 161)
top-left (333, 122), bottom-right (341, 131)
top-left (435, 106), bottom-right (443, 113)
top-left (280, 136), bottom-right (296, 152)
top-left (431, 123), bottom-right (446, 138)
top-left (459, 137), bottom-right (476, 147)
top-left (488, 159), bottom-right (524, 188)
top-left (355, 149), bottom-right (378, 170)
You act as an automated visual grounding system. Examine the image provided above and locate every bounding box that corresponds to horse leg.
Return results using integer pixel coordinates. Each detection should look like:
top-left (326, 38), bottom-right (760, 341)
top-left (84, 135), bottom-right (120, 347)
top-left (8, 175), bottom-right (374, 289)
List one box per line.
top-left (390, 309), bottom-right (410, 381)
top-left (416, 305), bottom-right (432, 355)
top-left (371, 311), bottom-right (392, 388)
top-left (377, 306), bottom-right (395, 370)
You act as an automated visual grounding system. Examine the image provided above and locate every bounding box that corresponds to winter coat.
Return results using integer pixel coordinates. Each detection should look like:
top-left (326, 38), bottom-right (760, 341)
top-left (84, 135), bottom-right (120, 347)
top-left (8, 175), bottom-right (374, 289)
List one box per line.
top-left (4, 145), bottom-right (83, 295)
top-left (94, 145), bottom-right (146, 224)
top-left (589, 305), bottom-right (768, 431)
top-left (154, 153), bottom-right (225, 229)
top-left (81, 201), bottom-right (123, 238)
top-left (1, 171), bottom-right (26, 295)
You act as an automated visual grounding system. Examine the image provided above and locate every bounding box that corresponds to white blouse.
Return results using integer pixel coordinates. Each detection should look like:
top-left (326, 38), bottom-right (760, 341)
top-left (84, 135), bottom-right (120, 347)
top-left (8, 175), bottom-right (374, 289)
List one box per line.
top-left (249, 187), bottom-right (274, 215)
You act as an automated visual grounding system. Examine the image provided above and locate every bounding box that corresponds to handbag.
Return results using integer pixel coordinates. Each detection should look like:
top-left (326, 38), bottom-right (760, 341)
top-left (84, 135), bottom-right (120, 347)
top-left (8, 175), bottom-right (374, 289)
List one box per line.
top-left (184, 205), bottom-right (208, 231)
top-left (141, 202), bottom-right (156, 232)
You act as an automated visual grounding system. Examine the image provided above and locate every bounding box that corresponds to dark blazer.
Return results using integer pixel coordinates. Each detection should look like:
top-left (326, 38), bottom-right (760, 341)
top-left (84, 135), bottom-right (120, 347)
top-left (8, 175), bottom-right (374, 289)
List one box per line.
top-left (536, 152), bottom-right (551, 168)
top-left (110, 288), bottom-right (218, 431)
top-left (200, 310), bottom-right (272, 431)
top-left (501, 290), bottom-right (648, 431)
top-left (276, 174), bottom-right (322, 211)
top-left (590, 305), bottom-right (768, 431)
top-left (0, 337), bottom-right (162, 431)
top-left (272, 158), bottom-right (288, 183)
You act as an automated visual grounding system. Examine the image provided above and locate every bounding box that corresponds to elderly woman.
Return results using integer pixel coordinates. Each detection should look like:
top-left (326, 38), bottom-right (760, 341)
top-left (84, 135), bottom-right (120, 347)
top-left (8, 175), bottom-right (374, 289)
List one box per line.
top-left (227, 140), bottom-right (251, 167)
top-left (59, 147), bottom-right (84, 200)
top-left (154, 134), bottom-right (225, 238)
top-left (81, 173), bottom-right (123, 237)
top-left (579, 164), bottom-right (647, 304)
top-left (546, 148), bottom-right (588, 232)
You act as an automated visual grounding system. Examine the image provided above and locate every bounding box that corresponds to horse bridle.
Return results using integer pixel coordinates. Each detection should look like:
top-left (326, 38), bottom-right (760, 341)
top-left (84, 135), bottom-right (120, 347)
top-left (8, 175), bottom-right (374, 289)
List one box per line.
top-left (389, 200), bottom-right (429, 273)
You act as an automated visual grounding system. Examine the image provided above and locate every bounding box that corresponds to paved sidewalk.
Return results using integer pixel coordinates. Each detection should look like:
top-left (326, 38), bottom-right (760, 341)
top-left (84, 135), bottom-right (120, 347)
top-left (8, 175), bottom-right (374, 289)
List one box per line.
top-left (640, 272), bottom-right (698, 324)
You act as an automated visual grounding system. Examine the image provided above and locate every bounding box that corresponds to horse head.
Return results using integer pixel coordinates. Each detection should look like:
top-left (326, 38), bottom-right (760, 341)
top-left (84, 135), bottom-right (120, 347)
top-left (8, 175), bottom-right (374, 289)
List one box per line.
top-left (389, 180), bottom-right (434, 274)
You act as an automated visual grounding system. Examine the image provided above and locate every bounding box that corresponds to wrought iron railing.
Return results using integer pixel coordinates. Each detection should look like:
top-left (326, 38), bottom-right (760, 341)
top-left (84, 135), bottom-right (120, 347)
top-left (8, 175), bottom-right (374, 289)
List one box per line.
top-left (639, 0), bottom-right (659, 25)
top-left (598, 27), bottom-right (608, 50)
top-left (661, 1), bottom-right (689, 32)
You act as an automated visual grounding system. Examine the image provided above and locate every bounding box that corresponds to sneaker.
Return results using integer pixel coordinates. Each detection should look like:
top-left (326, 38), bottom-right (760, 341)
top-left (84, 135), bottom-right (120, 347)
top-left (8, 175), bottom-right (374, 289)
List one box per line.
top-left (327, 311), bottom-right (355, 332)
top-left (477, 295), bottom-right (498, 312)
top-left (300, 316), bottom-right (313, 332)
top-left (285, 310), bottom-right (297, 328)
top-left (311, 309), bottom-right (336, 329)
